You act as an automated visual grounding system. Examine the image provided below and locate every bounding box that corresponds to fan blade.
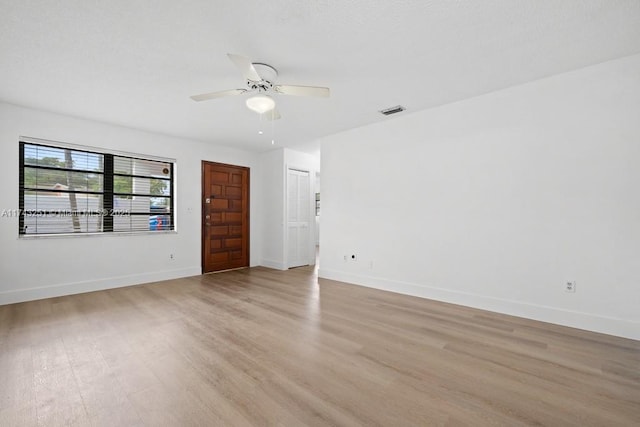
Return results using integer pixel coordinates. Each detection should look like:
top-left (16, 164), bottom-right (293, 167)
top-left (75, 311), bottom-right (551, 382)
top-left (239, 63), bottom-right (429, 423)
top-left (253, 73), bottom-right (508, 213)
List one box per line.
top-left (265, 108), bottom-right (281, 121)
top-left (274, 84), bottom-right (330, 98)
top-left (228, 53), bottom-right (262, 82)
top-left (190, 89), bottom-right (246, 102)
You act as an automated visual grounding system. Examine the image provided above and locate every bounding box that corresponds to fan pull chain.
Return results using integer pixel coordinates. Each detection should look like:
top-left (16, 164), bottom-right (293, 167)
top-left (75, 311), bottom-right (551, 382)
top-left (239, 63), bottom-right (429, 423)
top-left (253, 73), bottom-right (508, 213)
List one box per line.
top-left (271, 110), bottom-right (275, 144)
top-left (258, 112), bottom-right (264, 135)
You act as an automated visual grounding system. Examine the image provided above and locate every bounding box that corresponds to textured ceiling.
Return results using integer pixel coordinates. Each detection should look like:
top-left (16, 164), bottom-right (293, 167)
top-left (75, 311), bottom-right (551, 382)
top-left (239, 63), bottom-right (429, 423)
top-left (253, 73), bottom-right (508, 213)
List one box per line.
top-left (1, 0), bottom-right (639, 152)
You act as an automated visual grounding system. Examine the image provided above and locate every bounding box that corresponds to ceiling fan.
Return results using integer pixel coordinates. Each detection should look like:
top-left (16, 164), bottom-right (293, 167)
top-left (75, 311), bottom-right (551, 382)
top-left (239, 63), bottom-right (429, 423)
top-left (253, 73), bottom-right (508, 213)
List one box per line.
top-left (190, 53), bottom-right (330, 120)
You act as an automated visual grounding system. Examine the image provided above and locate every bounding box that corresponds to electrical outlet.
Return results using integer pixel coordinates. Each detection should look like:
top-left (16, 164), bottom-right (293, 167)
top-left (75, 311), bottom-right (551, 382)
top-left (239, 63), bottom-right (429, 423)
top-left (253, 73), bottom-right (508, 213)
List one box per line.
top-left (565, 281), bottom-right (576, 293)
top-left (170, 253), bottom-right (175, 260)
top-left (343, 255), bottom-right (348, 262)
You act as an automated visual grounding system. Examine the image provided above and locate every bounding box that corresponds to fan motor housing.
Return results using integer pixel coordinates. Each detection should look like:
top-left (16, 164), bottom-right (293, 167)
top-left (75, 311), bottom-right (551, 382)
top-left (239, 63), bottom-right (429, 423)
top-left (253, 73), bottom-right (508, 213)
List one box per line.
top-left (249, 63), bottom-right (278, 91)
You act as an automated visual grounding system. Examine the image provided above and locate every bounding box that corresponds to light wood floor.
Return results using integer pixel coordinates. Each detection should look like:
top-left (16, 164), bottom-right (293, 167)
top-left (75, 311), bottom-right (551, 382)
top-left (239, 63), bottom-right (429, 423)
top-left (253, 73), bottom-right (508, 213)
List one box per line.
top-left (1, 266), bottom-right (639, 426)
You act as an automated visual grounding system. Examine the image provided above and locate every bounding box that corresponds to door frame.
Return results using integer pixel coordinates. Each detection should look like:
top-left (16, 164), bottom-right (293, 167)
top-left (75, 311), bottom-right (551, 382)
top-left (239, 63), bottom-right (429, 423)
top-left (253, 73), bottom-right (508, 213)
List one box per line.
top-left (285, 165), bottom-right (316, 268)
top-left (201, 160), bottom-right (250, 273)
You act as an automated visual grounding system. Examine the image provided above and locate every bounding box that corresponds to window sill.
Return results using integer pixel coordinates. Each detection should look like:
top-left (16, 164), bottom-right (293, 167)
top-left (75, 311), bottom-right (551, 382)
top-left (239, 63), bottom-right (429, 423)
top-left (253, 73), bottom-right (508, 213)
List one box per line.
top-left (18, 230), bottom-right (178, 239)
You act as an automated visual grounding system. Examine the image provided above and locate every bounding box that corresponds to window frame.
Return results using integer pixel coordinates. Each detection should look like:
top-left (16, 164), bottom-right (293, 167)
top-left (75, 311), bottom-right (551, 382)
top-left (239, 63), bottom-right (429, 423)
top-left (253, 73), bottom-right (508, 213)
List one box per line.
top-left (18, 137), bottom-right (176, 237)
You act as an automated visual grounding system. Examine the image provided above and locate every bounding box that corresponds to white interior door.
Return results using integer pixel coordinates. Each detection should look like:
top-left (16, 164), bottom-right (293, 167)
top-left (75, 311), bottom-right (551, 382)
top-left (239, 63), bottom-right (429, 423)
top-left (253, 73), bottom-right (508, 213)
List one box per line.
top-left (287, 168), bottom-right (311, 268)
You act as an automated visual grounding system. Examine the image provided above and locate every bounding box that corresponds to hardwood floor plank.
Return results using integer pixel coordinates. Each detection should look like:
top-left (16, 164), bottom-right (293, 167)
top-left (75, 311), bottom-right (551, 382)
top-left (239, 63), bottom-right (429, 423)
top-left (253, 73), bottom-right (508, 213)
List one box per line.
top-left (0, 265), bottom-right (638, 426)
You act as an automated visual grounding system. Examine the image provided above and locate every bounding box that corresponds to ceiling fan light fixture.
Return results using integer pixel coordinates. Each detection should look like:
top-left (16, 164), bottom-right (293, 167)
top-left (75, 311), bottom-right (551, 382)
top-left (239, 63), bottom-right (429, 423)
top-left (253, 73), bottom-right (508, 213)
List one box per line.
top-left (246, 95), bottom-right (275, 114)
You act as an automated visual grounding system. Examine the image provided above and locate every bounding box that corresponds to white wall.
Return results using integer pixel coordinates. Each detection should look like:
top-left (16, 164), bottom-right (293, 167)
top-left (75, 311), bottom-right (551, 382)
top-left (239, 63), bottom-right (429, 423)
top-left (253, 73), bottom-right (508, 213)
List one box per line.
top-left (285, 148), bottom-right (320, 172)
top-left (259, 147), bottom-right (320, 269)
top-left (259, 148), bottom-right (285, 269)
top-left (319, 54), bottom-right (640, 340)
top-left (0, 102), bottom-right (262, 304)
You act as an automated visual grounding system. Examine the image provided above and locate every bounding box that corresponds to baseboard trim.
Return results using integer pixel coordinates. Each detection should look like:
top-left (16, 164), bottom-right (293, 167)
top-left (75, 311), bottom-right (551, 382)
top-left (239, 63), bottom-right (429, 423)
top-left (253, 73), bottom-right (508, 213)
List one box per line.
top-left (318, 268), bottom-right (639, 341)
top-left (260, 259), bottom-right (287, 270)
top-left (0, 267), bottom-right (201, 305)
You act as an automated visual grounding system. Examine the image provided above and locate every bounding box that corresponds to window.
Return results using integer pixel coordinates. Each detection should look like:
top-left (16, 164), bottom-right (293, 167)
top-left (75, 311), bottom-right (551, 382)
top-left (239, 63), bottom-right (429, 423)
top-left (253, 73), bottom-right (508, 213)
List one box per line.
top-left (19, 139), bottom-right (175, 235)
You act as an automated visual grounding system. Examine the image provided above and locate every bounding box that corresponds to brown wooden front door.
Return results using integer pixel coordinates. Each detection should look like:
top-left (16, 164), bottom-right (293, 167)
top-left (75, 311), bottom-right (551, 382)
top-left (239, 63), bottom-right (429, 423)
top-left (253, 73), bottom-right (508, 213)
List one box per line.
top-left (202, 161), bottom-right (249, 273)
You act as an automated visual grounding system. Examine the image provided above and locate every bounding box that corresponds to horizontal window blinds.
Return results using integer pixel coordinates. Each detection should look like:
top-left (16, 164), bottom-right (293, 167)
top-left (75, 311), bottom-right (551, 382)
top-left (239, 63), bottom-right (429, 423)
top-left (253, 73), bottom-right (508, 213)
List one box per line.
top-left (19, 141), bottom-right (174, 235)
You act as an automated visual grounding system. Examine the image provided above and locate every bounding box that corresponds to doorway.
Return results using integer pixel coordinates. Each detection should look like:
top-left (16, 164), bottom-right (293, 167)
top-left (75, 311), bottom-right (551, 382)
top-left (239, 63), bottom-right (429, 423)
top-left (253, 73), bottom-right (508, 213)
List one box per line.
top-left (201, 161), bottom-right (250, 273)
top-left (287, 168), bottom-right (312, 268)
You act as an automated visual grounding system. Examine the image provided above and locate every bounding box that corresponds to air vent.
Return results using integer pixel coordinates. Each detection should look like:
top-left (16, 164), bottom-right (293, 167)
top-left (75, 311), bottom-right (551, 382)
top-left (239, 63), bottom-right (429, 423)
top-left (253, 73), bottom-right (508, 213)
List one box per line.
top-left (379, 105), bottom-right (406, 116)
